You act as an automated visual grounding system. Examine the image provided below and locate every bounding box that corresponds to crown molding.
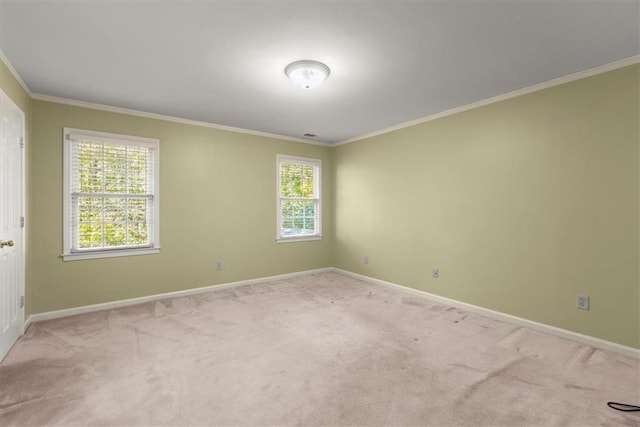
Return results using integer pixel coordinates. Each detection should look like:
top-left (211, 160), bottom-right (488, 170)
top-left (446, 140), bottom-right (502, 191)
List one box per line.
top-left (5, 49), bottom-right (638, 148)
top-left (32, 93), bottom-right (331, 146)
top-left (336, 55), bottom-right (640, 146)
top-left (2, 48), bottom-right (327, 146)
top-left (0, 50), bottom-right (33, 97)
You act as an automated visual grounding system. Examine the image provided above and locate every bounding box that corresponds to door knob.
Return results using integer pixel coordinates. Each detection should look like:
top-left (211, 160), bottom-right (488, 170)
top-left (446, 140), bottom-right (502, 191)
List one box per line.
top-left (0, 240), bottom-right (15, 248)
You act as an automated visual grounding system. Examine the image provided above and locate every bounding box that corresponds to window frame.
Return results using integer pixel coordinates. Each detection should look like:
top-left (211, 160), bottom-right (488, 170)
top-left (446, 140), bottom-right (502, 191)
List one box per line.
top-left (62, 128), bottom-right (160, 261)
top-left (276, 154), bottom-right (322, 243)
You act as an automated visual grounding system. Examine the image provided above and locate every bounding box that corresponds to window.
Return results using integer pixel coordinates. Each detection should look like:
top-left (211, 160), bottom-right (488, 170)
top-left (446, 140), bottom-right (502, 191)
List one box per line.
top-left (277, 155), bottom-right (322, 242)
top-left (63, 128), bottom-right (160, 260)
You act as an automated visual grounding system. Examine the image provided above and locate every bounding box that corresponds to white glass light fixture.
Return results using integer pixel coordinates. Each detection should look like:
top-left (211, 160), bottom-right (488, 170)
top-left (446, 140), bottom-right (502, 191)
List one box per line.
top-left (285, 60), bottom-right (330, 89)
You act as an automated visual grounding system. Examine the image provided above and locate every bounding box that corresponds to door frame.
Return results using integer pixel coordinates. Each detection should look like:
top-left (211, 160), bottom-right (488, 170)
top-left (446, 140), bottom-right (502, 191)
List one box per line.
top-left (0, 87), bottom-right (26, 343)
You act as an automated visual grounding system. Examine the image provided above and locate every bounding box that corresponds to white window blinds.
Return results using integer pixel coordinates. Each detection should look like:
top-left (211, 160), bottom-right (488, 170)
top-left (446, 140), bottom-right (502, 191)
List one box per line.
top-left (277, 155), bottom-right (321, 241)
top-left (63, 129), bottom-right (160, 260)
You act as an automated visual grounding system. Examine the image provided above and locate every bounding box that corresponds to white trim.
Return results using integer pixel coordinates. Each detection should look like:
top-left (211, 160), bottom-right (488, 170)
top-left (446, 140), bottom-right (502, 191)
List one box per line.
top-left (0, 50), bottom-right (33, 97)
top-left (21, 266), bottom-right (640, 359)
top-left (334, 268), bottom-right (640, 360)
top-left (336, 55), bottom-right (640, 146)
top-left (276, 236), bottom-right (323, 243)
top-left (62, 247), bottom-right (160, 261)
top-left (7, 52), bottom-right (637, 148)
top-left (65, 127), bottom-right (159, 148)
top-left (276, 154), bottom-right (322, 241)
top-left (278, 154), bottom-right (323, 167)
top-left (0, 87), bottom-right (27, 354)
top-left (23, 267), bottom-right (334, 329)
top-left (62, 128), bottom-right (160, 259)
top-left (32, 93), bottom-right (332, 147)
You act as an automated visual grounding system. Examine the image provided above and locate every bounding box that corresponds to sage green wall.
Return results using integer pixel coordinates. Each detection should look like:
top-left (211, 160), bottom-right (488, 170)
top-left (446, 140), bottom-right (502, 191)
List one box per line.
top-left (0, 59), bottom-right (32, 316)
top-left (31, 101), bottom-right (333, 313)
top-left (333, 65), bottom-right (640, 348)
top-left (0, 61), bottom-right (30, 114)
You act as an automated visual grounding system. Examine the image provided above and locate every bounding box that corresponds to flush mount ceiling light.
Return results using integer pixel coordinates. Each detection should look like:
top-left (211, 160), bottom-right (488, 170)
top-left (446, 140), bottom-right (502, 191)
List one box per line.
top-left (285, 60), bottom-right (330, 89)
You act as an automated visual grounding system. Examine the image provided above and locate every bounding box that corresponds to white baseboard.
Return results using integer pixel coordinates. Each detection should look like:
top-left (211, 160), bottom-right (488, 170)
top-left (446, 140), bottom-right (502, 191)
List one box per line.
top-left (23, 266), bottom-right (639, 360)
top-left (333, 268), bottom-right (640, 360)
top-left (24, 267), bottom-right (333, 330)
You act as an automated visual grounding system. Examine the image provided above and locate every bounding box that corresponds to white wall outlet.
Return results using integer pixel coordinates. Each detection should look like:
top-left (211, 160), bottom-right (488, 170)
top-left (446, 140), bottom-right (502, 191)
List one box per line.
top-left (432, 268), bottom-right (439, 279)
top-left (216, 260), bottom-right (223, 271)
top-left (363, 255), bottom-right (369, 265)
top-left (576, 295), bottom-right (589, 311)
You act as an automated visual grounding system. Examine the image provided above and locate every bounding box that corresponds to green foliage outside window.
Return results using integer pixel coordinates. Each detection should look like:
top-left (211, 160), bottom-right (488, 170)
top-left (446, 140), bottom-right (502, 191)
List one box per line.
top-left (281, 201), bottom-right (316, 235)
top-left (280, 163), bottom-right (314, 198)
top-left (279, 162), bottom-right (318, 236)
top-left (75, 141), bottom-right (150, 249)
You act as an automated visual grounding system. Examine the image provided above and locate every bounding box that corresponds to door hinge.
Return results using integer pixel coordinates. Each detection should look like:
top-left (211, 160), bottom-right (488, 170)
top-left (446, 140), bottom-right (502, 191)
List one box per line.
top-left (20, 216), bottom-right (25, 228)
top-left (20, 296), bottom-right (24, 309)
top-left (19, 137), bottom-right (24, 148)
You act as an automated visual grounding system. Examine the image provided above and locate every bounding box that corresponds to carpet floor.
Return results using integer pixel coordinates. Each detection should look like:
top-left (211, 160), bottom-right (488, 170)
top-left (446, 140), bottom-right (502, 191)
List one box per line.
top-left (0, 271), bottom-right (638, 426)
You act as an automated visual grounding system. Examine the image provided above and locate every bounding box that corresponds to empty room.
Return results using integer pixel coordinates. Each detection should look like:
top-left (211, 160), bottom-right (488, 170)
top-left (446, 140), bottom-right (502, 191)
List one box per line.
top-left (0, 1), bottom-right (639, 426)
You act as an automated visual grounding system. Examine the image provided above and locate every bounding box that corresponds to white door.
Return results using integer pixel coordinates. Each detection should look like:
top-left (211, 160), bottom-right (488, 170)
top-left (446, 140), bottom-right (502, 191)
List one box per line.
top-left (0, 89), bottom-right (25, 362)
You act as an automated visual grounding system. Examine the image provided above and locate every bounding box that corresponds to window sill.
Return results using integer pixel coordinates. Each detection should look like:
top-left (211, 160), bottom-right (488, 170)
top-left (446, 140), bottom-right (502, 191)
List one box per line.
top-left (62, 247), bottom-right (160, 261)
top-left (276, 235), bottom-right (323, 244)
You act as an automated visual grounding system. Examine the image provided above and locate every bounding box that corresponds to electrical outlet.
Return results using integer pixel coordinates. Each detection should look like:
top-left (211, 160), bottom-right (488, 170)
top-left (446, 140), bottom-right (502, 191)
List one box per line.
top-left (363, 255), bottom-right (369, 265)
top-left (576, 295), bottom-right (589, 311)
top-left (432, 268), bottom-right (439, 279)
top-left (216, 260), bottom-right (223, 271)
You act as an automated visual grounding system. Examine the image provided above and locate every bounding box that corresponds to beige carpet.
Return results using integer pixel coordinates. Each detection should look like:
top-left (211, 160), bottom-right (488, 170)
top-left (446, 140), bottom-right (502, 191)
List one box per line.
top-left (0, 271), bottom-right (638, 426)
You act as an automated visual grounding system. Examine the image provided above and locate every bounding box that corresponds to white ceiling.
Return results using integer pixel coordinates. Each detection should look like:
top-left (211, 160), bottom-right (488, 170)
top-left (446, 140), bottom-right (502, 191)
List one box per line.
top-left (1, 1), bottom-right (638, 144)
